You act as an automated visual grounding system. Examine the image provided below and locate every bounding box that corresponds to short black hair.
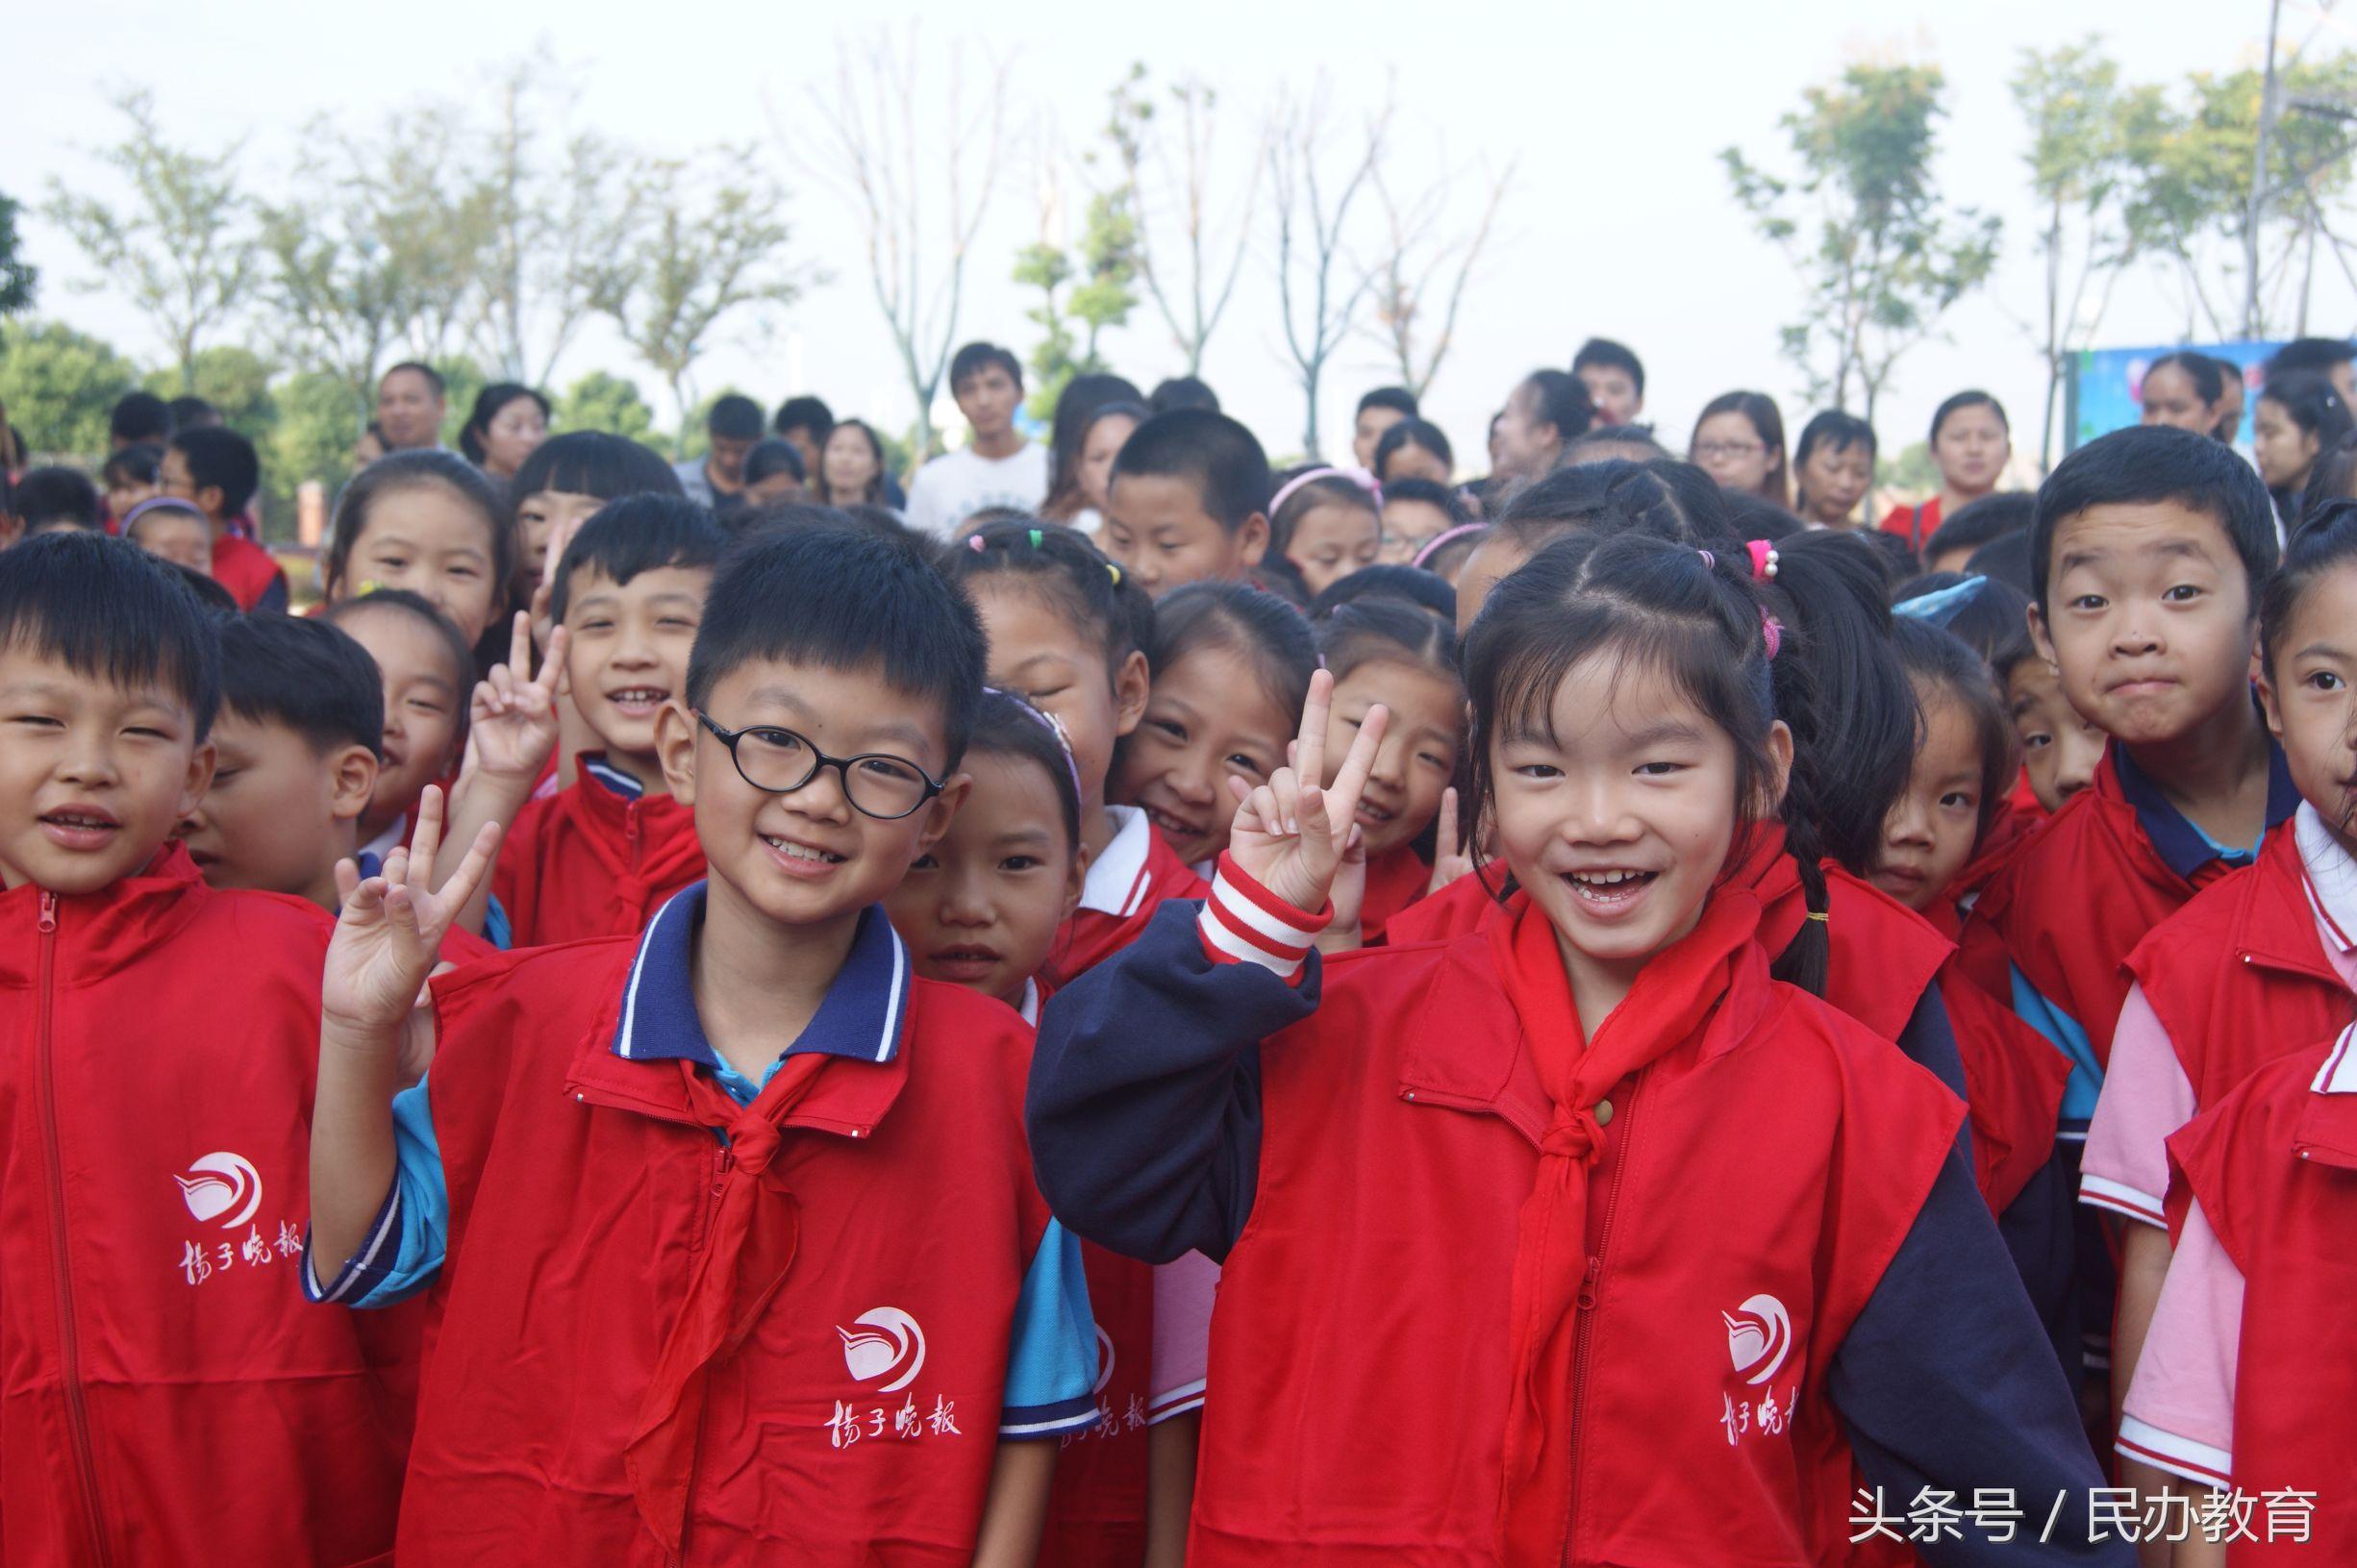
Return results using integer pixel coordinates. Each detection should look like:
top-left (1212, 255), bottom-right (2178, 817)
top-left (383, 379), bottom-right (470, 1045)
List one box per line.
top-left (950, 341), bottom-right (1022, 394)
top-left (1571, 337), bottom-right (1645, 396)
top-left (686, 525), bottom-right (987, 770)
top-left (1309, 562), bottom-right (1456, 622)
top-left (1372, 418), bottom-right (1454, 483)
top-left (1792, 409), bottom-right (1876, 469)
top-left (170, 427), bottom-right (261, 516)
top-left (321, 588), bottom-right (478, 722)
top-left (1923, 492), bottom-right (2033, 563)
top-left (167, 561), bottom-right (239, 616)
top-left (1929, 389), bottom-right (2007, 443)
top-left (217, 613), bottom-right (384, 759)
top-left (381, 361), bottom-right (446, 398)
top-left (323, 451), bottom-right (514, 605)
top-left (166, 395), bottom-right (220, 430)
top-left (550, 495), bottom-right (729, 623)
top-left (509, 430), bottom-right (683, 505)
top-left (2265, 336), bottom-right (2356, 382)
top-left (947, 518), bottom-right (1155, 676)
top-left (1381, 476), bottom-right (1470, 531)
top-left (1892, 569), bottom-right (2034, 678)
top-left (110, 390), bottom-right (172, 445)
top-left (2029, 424), bottom-right (2277, 610)
top-left (741, 438), bottom-right (806, 486)
top-left (773, 395), bottom-right (835, 439)
top-left (706, 393), bottom-right (765, 441)
top-left (1110, 409), bottom-right (1270, 532)
top-left (0, 531), bottom-right (221, 738)
top-left (12, 466), bottom-right (102, 531)
top-left (1356, 386), bottom-right (1418, 420)
top-left (1564, 423), bottom-right (1670, 462)
top-left (1964, 528), bottom-right (2035, 596)
top-left (1148, 376), bottom-right (1220, 414)
top-left (1522, 369), bottom-right (1594, 446)
top-left (102, 442), bottom-right (163, 492)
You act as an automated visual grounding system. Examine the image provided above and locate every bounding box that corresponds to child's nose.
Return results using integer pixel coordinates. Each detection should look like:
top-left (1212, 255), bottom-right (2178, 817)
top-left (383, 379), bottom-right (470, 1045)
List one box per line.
top-left (940, 872), bottom-right (994, 926)
top-left (1169, 760), bottom-right (1220, 806)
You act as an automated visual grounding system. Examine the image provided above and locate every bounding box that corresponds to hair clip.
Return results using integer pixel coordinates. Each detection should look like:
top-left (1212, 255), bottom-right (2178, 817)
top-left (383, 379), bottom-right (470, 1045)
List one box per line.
top-left (1028, 528), bottom-right (1044, 549)
top-left (984, 685), bottom-right (1085, 806)
top-left (1745, 539), bottom-right (1779, 581)
top-left (1806, 909), bottom-right (1829, 922)
top-left (1267, 464), bottom-right (1383, 517)
top-left (1106, 562), bottom-right (1122, 585)
top-left (1761, 610), bottom-right (1783, 660)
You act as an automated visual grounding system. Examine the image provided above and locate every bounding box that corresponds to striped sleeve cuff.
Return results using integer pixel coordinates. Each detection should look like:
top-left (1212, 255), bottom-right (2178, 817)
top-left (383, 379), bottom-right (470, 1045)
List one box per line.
top-left (2080, 1172), bottom-right (2168, 1228)
top-left (301, 1182), bottom-right (404, 1306)
top-left (1196, 854), bottom-right (1333, 984)
top-left (2117, 1414), bottom-right (2232, 1491)
top-left (1147, 1377), bottom-right (1206, 1424)
top-left (999, 1391), bottom-right (1103, 1440)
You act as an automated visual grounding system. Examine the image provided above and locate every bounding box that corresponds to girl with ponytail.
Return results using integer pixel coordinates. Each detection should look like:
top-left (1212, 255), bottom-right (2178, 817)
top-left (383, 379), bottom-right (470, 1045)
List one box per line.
top-left (1028, 531), bottom-right (2113, 1567)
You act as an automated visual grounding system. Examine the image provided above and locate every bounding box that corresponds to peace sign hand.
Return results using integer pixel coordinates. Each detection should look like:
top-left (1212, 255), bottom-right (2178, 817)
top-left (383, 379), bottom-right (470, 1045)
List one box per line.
top-left (468, 611), bottom-right (568, 784)
top-left (1426, 786), bottom-right (1482, 896)
top-left (1224, 669), bottom-right (1388, 915)
top-left (321, 785), bottom-right (502, 1041)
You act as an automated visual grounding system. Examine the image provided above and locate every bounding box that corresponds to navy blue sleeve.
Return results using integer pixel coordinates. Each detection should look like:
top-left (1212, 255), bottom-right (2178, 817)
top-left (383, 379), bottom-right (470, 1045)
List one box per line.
top-left (1831, 1152), bottom-right (2132, 1568)
top-left (253, 572), bottom-right (290, 616)
top-left (1893, 987), bottom-right (1974, 1171)
top-left (1995, 1147), bottom-right (2080, 1383)
top-left (1026, 900), bottom-right (1318, 1264)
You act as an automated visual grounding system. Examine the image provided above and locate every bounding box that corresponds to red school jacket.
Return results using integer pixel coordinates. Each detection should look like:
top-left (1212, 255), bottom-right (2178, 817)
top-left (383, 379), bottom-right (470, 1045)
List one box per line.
top-left (1051, 807), bottom-right (1208, 983)
top-left (1967, 752), bottom-right (2248, 1071)
top-left (1356, 842), bottom-right (1430, 946)
top-left (397, 936), bottom-right (1063, 1565)
top-left (0, 846), bottom-right (413, 1567)
top-left (1190, 899), bottom-right (1962, 1566)
top-left (2127, 825), bottom-right (2350, 1130)
top-left (1924, 904), bottom-right (2072, 1216)
top-left (1023, 980), bottom-right (1155, 1568)
top-left (209, 532), bottom-right (288, 612)
top-left (2164, 1033), bottom-right (2357, 1565)
top-left (490, 760), bottom-right (705, 948)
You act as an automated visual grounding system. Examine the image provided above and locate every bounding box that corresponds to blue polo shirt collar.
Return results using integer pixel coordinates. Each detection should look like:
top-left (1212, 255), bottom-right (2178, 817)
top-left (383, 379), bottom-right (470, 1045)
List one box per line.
top-left (612, 883), bottom-right (913, 1071)
top-left (581, 753), bottom-right (647, 801)
top-left (2111, 728), bottom-right (2298, 881)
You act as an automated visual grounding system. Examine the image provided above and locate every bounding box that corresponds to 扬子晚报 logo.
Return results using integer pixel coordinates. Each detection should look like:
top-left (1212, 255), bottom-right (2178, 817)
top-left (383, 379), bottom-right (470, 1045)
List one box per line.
top-left (174, 1152), bottom-right (263, 1229)
top-left (1722, 1293), bottom-right (1793, 1385)
top-left (839, 1307), bottom-right (927, 1393)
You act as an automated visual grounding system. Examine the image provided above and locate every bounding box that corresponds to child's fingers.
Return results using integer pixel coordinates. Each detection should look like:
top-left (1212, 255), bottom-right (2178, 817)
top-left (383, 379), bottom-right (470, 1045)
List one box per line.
top-left (437, 820), bottom-right (505, 918)
top-left (536, 626), bottom-right (569, 693)
top-left (509, 610), bottom-right (532, 676)
top-left (1293, 670), bottom-right (1334, 804)
top-left (1437, 786), bottom-right (1459, 855)
top-left (332, 856), bottom-right (363, 907)
top-left (408, 785), bottom-right (446, 886)
top-left (1326, 705), bottom-right (1389, 833)
top-left (383, 882), bottom-right (422, 935)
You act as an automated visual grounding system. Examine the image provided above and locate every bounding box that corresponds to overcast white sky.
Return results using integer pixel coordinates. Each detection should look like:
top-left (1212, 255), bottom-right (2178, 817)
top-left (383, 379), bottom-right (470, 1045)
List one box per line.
top-left (6, 0), bottom-right (2348, 469)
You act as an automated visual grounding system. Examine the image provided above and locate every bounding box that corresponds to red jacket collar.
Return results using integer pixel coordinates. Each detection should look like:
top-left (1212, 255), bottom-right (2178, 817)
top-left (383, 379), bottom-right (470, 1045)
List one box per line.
top-left (0, 841), bottom-right (211, 986)
top-left (2230, 828), bottom-right (2344, 984)
top-left (564, 1008), bottom-right (912, 1142)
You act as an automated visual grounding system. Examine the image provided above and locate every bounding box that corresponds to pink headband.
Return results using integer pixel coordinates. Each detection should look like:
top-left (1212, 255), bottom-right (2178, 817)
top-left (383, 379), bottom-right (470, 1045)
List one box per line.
top-left (1268, 465), bottom-right (1382, 518)
top-left (1411, 521), bottom-right (1489, 570)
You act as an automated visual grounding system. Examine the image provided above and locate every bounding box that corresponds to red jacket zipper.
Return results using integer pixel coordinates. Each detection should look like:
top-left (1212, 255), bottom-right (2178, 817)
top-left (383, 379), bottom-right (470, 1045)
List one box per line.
top-left (34, 891), bottom-right (112, 1565)
top-left (1562, 1070), bottom-right (1646, 1567)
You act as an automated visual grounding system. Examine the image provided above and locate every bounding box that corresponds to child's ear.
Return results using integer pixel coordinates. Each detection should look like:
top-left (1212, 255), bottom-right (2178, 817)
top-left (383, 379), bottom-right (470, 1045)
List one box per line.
top-left (1061, 840), bottom-right (1091, 925)
top-left (177, 740), bottom-right (217, 821)
top-left (328, 744), bottom-right (381, 824)
top-left (2257, 665), bottom-right (2286, 741)
top-left (2025, 599), bottom-right (2058, 669)
top-left (1112, 649), bottom-right (1151, 738)
top-left (655, 700), bottom-right (700, 805)
top-left (197, 485), bottom-right (226, 523)
top-left (1237, 511), bottom-right (1269, 569)
top-left (1762, 719), bottom-right (1796, 815)
top-left (914, 773), bottom-right (971, 854)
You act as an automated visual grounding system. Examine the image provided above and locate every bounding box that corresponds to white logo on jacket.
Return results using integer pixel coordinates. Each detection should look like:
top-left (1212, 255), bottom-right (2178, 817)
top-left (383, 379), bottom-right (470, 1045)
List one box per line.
top-left (173, 1152), bottom-right (263, 1229)
top-left (1722, 1293), bottom-right (1793, 1385)
top-left (839, 1307), bottom-right (927, 1393)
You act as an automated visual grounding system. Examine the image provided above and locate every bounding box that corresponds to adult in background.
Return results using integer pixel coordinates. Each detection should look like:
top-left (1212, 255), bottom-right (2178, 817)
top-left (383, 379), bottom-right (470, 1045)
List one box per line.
top-left (1351, 386), bottom-right (1417, 468)
top-left (2138, 352), bottom-right (2228, 437)
top-left (461, 384), bottom-right (550, 485)
top-left (673, 392), bottom-right (765, 509)
top-left (1489, 369), bottom-right (1592, 488)
top-left (376, 362), bottom-right (449, 452)
top-left (1879, 390), bottom-right (2010, 554)
top-left (1572, 336), bottom-right (1645, 427)
top-left (1041, 372), bottom-right (1146, 528)
top-left (815, 418), bottom-right (891, 509)
top-left (110, 390), bottom-right (173, 451)
top-left (772, 394), bottom-right (834, 476)
top-left (904, 341), bottom-right (1048, 537)
top-left (2264, 336), bottom-right (2356, 402)
top-left (1790, 410), bottom-right (1876, 529)
top-left (1690, 390), bottom-right (1791, 510)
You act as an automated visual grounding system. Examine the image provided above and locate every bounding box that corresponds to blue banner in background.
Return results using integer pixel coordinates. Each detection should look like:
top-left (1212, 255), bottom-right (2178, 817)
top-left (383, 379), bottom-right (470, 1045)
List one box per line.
top-left (2068, 340), bottom-right (2282, 451)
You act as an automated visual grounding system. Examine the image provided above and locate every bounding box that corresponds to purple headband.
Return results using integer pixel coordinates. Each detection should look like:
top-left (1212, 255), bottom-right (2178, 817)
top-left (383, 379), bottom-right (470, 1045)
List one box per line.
top-left (120, 496), bottom-right (207, 532)
top-left (1268, 465), bottom-right (1382, 518)
top-left (981, 687), bottom-right (1086, 809)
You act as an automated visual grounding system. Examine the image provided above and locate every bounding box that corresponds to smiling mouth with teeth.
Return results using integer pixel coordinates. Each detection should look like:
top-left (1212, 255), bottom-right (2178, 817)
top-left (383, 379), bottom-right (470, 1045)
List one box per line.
top-left (765, 834), bottom-right (845, 864)
top-left (1142, 805), bottom-right (1203, 841)
top-left (1566, 868), bottom-right (1656, 900)
top-left (607, 687), bottom-right (671, 709)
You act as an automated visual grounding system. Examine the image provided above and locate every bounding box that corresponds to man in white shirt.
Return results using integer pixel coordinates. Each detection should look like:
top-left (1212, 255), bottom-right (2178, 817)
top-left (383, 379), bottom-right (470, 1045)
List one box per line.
top-left (904, 342), bottom-right (1049, 537)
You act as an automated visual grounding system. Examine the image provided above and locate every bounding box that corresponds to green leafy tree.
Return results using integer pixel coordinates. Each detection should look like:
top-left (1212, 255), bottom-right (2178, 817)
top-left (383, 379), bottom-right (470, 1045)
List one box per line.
top-left (1016, 187), bottom-right (1141, 419)
top-left (44, 88), bottom-right (258, 388)
top-left (0, 189), bottom-right (37, 340)
top-left (1722, 62), bottom-right (2001, 424)
top-left (1013, 238), bottom-right (1079, 421)
top-left (0, 320), bottom-right (141, 460)
top-left (2013, 41), bottom-right (2136, 470)
top-left (271, 370), bottom-right (369, 500)
top-left (432, 355), bottom-right (489, 449)
top-left (556, 369), bottom-right (659, 447)
top-left (143, 345), bottom-right (276, 439)
top-left (589, 149), bottom-right (804, 457)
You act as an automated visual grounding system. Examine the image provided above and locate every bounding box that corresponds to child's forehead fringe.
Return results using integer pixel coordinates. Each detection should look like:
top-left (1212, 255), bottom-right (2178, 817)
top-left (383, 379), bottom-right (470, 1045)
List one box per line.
top-left (0, 627), bottom-right (197, 708)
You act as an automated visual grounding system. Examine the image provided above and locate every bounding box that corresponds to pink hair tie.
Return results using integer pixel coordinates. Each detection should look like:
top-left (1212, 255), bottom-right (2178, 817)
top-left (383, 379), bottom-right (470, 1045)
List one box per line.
top-left (1411, 521), bottom-right (1488, 570)
top-left (966, 535), bottom-right (988, 553)
top-left (1745, 539), bottom-right (1779, 581)
top-left (1761, 611), bottom-right (1783, 660)
top-left (1267, 465), bottom-right (1382, 518)
top-left (1696, 549), bottom-right (1716, 568)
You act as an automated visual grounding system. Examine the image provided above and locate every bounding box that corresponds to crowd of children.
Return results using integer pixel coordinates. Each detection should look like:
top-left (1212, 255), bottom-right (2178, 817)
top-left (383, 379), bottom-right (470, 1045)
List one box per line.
top-left (2, 330), bottom-right (2354, 1566)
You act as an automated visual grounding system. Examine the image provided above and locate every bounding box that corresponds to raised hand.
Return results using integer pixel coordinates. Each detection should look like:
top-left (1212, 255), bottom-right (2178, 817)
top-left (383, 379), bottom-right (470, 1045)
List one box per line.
top-left (1224, 669), bottom-right (1388, 915)
top-left (1426, 786), bottom-right (1481, 896)
top-left (467, 612), bottom-right (567, 783)
top-left (322, 786), bottom-right (502, 1039)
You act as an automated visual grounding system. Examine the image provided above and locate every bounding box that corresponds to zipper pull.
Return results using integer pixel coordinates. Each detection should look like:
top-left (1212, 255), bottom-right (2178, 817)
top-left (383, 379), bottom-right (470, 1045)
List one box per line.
top-left (1577, 1256), bottom-right (1601, 1310)
top-left (37, 891), bottom-right (58, 934)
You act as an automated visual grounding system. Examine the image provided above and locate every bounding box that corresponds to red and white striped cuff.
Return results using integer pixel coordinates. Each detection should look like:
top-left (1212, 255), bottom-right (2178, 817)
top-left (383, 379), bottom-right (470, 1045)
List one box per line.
top-left (1197, 855), bottom-right (1333, 984)
top-left (2116, 1415), bottom-right (2232, 1491)
top-left (1146, 1378), bottom-right (1207, 1425)
top-left (2079, 1172), bottom-right (2168, 1229)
